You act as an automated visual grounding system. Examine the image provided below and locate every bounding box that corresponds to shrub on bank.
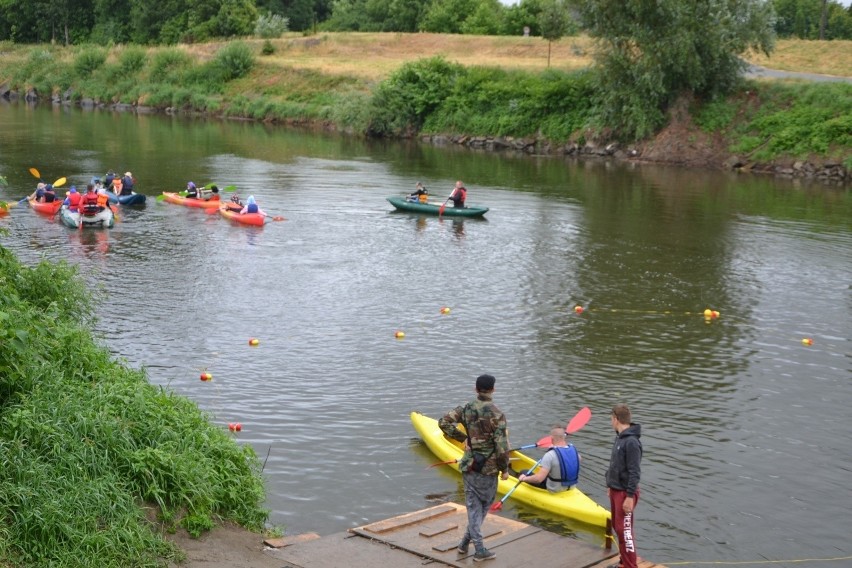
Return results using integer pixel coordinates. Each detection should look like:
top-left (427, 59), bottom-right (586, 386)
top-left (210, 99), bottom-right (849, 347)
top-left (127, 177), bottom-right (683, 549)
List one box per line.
top-left (0, 245), bottom-right (268, 567)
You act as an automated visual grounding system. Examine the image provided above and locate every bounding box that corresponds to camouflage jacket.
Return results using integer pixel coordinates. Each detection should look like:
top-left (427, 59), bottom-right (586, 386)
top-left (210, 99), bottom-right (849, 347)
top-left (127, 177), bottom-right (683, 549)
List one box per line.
top-left (439, 393), bottom-right (509, 476)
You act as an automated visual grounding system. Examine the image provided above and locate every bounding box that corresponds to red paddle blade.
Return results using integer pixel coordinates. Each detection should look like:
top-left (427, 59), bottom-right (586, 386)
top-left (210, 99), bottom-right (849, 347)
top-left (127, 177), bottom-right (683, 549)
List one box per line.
top-left (566, 406), bottom-right (592, 434)
top-left (438, 203), bottom-right (446, 215)
top-left (489, 501), bottom-right (503, 512)
top-left (536, 435), bottom-right (554, 448)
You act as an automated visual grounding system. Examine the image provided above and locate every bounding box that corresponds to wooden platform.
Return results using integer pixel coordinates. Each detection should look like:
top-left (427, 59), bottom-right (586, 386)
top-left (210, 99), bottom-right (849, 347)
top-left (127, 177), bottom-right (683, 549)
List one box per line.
top-left (265, 503), bottom-right (667, 568)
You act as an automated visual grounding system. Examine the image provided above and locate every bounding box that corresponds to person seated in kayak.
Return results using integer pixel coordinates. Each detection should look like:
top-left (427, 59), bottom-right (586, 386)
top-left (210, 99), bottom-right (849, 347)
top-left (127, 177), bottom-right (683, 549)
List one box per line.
top-left (199, 184), bottom-right (220, 201)
top-left (119, 172), bottom-right (134, 196)
top-left (184, 181), bottom-right (199, 199)
top-left (516, 425), bottom-right (581, 492)
top-left (91, 177), bottom-right (105, 193)
top-left (81, 185), bottom-right (103, 215)
top-left (63, 186), bottom-right (82, 212)
top-left (41, 184), bottom-right (57, 203)
top-left (104, 171), bottom-right (116, 188)
top-left (240, 195), bottom-right (266, 216)
top-left (110, 177), bottom-right (123, 195)
top-left (449, 180), bottom-right (467, 208)
top-left (222, 193), bottom-right (243, 213)
top-left (27, 182), bottom-right (49, 202)
top-left (407, 182), bottom-right (428, 203)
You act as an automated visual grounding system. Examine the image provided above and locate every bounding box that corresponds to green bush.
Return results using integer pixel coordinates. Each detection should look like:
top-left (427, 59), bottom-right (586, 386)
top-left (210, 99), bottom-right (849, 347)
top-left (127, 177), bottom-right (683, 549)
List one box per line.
top-left (119, 46), bottom-right (147, 74)
top-left (262, 39), bottom-right (275, 55)
top-left (255, 13), bottom-right (290, 39)
top-left (73, 47), bottom-right (108, 77)
top-left (368, 56), bottom-right (466, 137)
top-left (149, 48), bottom-right (193, 83)
top-left (212, 41), bottom-right (255, 81)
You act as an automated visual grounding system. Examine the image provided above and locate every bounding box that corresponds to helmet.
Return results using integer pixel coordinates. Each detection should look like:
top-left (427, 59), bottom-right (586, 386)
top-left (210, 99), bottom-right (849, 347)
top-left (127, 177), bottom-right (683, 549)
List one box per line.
top-left (187, 181), bottom-right (196, 190)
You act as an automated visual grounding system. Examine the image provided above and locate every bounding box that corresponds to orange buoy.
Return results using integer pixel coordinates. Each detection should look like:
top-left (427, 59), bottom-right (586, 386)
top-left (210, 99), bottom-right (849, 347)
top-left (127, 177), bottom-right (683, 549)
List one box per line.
top-left (574, 305), bottom-right (584, 314)
top-left (249, 338), bottom-right (260, 346)
top-left (395, 331), bottom-right (405, 339)
top-left (200, 372), bottom-right (213, 381)
top-left (802, 338), bottom-right (813, 346)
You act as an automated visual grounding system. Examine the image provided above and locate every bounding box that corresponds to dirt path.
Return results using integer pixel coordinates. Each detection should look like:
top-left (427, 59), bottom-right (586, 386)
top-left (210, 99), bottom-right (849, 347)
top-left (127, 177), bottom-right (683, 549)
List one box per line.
top-left (164, 524), bottom-right (282, 568)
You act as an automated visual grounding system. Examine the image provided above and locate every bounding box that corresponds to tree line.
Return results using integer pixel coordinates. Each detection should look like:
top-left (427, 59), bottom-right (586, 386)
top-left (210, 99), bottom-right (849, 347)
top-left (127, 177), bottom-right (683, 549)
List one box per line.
top-left (1, 0), bottom-right (850, 44)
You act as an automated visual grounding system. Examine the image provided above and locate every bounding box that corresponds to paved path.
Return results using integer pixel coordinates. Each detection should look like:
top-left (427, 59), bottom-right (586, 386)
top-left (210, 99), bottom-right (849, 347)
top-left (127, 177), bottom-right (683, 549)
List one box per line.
top-left (745, 64), bottom-right (852, 84)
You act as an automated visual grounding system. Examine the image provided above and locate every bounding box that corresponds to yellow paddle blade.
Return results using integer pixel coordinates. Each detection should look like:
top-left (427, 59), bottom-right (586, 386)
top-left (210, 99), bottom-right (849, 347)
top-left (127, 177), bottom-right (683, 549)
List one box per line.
top-left (53, 177), bottom-right (67, 188)
top-left (29, 167), bottom-right (41, 179)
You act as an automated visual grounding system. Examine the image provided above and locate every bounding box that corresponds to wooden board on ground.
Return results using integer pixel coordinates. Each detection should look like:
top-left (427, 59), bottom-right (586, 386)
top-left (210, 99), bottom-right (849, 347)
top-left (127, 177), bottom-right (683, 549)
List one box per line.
top-left (269, 502), bottom-right (624, 568)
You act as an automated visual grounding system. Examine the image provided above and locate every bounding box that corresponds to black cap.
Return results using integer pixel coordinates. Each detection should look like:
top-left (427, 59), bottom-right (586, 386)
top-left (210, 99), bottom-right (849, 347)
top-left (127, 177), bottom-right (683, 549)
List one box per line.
top-left (475, 374), bottom-right (495, 392)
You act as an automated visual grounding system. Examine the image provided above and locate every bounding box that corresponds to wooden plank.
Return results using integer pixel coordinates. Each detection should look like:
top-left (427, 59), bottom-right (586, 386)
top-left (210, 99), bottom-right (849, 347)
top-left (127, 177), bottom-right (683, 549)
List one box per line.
top-left (263, 533), bottom-right (320, 548)
top-left (419, 522), bottom-right (458, 538)
top-left (360, 503), bottom-right (456, 534)
top-left (431, 526), bottom-right (506, 552)
top-left (266, 531), bottom-right (436, 568)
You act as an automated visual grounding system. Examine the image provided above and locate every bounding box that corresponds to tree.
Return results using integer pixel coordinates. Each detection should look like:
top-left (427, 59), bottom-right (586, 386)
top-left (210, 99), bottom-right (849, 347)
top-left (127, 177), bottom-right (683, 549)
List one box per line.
top-left (537, 0), bottom-right (574, 67)
top-left (575, 0), bottom-right (776, 139)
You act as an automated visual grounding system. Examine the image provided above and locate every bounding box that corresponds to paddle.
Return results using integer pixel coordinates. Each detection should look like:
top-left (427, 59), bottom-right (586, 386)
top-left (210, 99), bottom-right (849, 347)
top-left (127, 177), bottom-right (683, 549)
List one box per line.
top-left (488, 406), bottom-right (592, 512)
top-left (490, 455), bottom-right (545, 512)
top-left (29, 167), bottom-right (41, 180)
top-left (438, 196), bottom-right (451, 217)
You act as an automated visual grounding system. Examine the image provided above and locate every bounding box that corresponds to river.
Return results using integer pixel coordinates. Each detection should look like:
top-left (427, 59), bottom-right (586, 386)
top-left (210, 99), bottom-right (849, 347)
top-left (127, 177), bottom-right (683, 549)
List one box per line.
top-left (1, 102), bottom-right (850, 567)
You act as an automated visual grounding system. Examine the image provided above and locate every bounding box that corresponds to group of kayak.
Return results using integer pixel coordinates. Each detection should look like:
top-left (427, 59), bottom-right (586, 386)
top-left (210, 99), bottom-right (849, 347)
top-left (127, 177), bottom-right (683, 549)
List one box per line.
top-left (23, 170), bottom-right (145, 229)
top-left (162, 182), bottom-right (274, 227)
top-left (20, 172), bottom-right (281, 229)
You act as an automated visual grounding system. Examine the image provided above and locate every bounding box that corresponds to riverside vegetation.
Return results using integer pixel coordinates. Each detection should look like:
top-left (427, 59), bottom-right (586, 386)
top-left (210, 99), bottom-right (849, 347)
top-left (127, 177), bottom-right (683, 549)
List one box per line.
top-left (0, 235), bottom-right (268, 566)
top-left (0, 33), bottom-right (849, 176)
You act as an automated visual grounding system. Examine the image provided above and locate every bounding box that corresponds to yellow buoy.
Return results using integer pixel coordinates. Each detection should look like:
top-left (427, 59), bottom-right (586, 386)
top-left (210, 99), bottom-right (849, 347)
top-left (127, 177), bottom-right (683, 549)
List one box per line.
top-left (395, 331), bottom-right (405, 339)
top-left (440, 307), bottom-right (451, 315)
top-left (802, 338), bottom-right (813, 346)
top-left (249, 338), bottom-right (260, 346)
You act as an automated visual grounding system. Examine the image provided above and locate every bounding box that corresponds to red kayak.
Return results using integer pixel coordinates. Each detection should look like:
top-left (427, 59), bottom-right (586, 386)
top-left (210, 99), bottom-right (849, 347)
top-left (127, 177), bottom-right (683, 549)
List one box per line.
top-left (219, 204), bottom-right (266, 226)
top-left (29, 198), bottom-right (63, 215)
top-left (162, 192), bottom-right (222, 209)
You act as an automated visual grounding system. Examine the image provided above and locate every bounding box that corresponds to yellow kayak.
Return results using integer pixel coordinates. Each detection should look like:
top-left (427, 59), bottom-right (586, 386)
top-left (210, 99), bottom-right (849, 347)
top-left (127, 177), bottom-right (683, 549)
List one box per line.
top-left (411, 411), bottom-right (611, 528)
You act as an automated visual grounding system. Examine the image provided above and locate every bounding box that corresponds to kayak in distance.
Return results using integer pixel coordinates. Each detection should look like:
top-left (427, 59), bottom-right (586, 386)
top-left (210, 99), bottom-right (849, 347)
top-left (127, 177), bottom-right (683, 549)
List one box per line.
top-left (161, 192), bottom-right (222, 209)
top-left (387, 196), bottom-right (489, 218)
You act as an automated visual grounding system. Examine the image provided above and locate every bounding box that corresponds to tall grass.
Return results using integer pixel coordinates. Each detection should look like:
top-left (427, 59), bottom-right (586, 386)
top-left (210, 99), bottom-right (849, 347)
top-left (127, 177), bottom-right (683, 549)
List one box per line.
top-left (0, 246), bottom-right (268, 567)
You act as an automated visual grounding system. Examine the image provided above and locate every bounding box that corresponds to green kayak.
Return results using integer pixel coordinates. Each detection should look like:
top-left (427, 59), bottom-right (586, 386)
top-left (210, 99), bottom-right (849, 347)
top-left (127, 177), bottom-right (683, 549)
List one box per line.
top-left (387, 196), bottom-right (489, 218)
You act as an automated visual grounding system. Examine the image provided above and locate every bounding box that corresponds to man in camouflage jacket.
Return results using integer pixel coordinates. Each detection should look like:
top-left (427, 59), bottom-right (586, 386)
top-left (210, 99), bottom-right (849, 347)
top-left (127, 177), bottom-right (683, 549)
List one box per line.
top-left (439, 374), bottom-right (509, 561)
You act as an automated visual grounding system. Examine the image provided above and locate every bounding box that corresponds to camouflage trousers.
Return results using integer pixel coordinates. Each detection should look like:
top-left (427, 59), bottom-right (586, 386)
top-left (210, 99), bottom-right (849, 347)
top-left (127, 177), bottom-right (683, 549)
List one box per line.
top-left (461, 471), bottom-right (498, 549)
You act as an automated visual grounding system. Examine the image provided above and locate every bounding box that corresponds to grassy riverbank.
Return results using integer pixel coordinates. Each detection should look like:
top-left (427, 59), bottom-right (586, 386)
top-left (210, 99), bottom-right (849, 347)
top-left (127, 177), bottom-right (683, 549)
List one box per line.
top-left (0, 241), bottom-right (268, 567)
top-left (0, 33), bottom-right (850, 169)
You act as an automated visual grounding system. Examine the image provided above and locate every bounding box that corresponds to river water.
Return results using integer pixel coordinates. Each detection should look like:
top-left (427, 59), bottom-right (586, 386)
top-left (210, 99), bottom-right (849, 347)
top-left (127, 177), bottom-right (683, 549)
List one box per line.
top-left (1, 103), bottom-right (850, 567)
